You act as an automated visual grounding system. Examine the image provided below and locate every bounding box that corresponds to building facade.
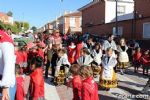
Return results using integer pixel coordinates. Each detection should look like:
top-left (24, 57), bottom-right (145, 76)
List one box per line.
top-left (43, 11), bottom-right (82, 34)
top-left (79, 0), bottom-right (150, 40)
top-left (0, 12), bottom-right (13, 25)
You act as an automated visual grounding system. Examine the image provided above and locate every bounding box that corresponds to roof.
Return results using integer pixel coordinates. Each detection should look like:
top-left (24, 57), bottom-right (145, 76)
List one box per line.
top-left (78, 0), bottom-right (134, 11)
top-left (78, 1), bottom-right (100, 11)
top-left (0, 12), bottom-right (9, 18)
top-left (58, 11), bottom-right (81, 20)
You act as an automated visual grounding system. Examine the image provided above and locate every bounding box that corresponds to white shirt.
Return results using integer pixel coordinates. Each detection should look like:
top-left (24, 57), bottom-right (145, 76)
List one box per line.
top-left (0, 42), bottom-right (16, 87)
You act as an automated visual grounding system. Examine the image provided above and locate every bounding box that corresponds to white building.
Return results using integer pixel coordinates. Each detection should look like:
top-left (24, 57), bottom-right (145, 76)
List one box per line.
top-left (105, 0), bottom-right (134, 23)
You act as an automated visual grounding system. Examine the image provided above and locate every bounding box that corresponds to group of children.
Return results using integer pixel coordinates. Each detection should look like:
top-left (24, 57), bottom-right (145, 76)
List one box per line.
top-left (133, 48), bottom-right (150, 75)
top-left (15, 41), bottom-right (45, 100)
top-left (13, 31), bottom-right (150, 100)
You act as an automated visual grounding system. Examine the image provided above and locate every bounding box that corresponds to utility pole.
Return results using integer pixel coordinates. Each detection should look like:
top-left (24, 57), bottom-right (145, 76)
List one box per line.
top-left (115, 0), bottom-right (118, 36)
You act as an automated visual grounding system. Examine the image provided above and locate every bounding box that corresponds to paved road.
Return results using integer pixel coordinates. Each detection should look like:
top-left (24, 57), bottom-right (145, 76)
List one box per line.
top-left (45, 67), bottom-right (149, 100)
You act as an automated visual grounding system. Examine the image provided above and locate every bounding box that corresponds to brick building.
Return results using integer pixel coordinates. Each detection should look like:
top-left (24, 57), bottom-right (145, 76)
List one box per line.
top-left (0, 12), bottom-right (13, 25)
top-left (79, 0), bottom-right (150, 40)
top-left (43, 11), bottom-right (82, 34)
top-left (57, 11), bottom-right (82, 34)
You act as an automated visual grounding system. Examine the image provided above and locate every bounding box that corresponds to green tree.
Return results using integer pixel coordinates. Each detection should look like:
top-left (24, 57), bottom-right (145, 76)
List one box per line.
top-left (23, 22), bottom-right (30, 31)
top-left (7, 11), bottom-right (13, 17)
top-left (0, 21), bottom-right (5, 30)
top-left (31, 26), bottom-right (37, 32)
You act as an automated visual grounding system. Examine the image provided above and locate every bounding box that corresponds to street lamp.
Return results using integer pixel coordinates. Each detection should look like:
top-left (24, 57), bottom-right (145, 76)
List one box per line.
top-left (115, 0), bottom-right (118, 36)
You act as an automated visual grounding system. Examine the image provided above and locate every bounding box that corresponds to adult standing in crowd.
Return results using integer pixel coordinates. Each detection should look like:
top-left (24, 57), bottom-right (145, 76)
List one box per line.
top-left (103, 34), bottom-right (117, 57)
top-left (0, 27), bottom-right (16, 100)
top-left (45, 29), bottom-right (62, 81)
top-left (84, 37), bottom-right (95, 53)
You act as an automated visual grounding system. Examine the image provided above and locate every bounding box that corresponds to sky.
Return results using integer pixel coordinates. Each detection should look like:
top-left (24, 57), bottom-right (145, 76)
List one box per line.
top-left (0, 0), bottom-right (91, 28)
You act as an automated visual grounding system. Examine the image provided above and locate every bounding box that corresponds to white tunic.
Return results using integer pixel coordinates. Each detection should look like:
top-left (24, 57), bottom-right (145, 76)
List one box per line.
top-left (101, 56), bottom-right (117, 80)
top-left (77, 55), bottom-right (93, 66)
top-left (117, 45), bottom-right (129, 62)
top-left (91, 49), bottom-right (102, 65)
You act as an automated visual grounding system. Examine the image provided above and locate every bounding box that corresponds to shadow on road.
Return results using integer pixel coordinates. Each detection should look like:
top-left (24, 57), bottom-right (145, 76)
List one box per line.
top-left (99, 94), bottom-right (117, 100)
top-left (118, 80), bottom-right (145, 87)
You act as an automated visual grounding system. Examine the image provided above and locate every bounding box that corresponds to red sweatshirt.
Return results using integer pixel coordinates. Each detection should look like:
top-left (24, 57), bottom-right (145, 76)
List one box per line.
top-left (15, 50), bottom-right (23, 65)
top-left (71, 75), bottom-right (82, 100)
top-left (30, 68), bottom-right (44, 100)
top-left (133, 52), bottom-right (142, 61)
top-left (37, 48), bottom-right (44, 60)
top-left (82, 77), bottom-right (99, 100)
top-left (75, 42), bottom-right (84, 61)
top-left (68, 46), bottom-right (76, 64)
top-left (16, 76), bottom-right (25, 100)
top-left (141, 54), bottom-right (150, 65)
top-left (22, 51), bottom-right (27, 63)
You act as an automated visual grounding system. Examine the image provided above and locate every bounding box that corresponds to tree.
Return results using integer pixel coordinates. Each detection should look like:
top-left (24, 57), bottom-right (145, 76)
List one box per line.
top-left (23, 22), bottom-right (30, 31)
top-left (7, 11), bottom-right (13, 17)
top-left (14, 21), bottom-right (30, 32)
top-left (0, 21), bottom-right (5, 30)
top-left (31, 26), bottom-right (37, 32)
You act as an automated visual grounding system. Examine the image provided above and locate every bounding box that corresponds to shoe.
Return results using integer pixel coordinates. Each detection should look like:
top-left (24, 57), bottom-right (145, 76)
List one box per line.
top-left (106, 88), bottom-right (110, 91)
top-left (50, 78), bottom-right (54, 82)
top-left (44, 76), bottom-right (48, 79)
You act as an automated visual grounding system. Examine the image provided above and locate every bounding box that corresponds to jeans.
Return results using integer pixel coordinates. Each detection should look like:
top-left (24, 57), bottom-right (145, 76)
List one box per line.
top-left (9, 84), bottom-right (16, 100)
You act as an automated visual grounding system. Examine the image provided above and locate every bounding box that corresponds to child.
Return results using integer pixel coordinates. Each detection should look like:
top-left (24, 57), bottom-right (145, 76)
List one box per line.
top-left (91, 43), bottom-right (102, 77)
top-left (20, 46), bottom-right (28, 73)
top-left (55, 49), bottom-right (70, 77)
top-left (75, 38), bottom-right (84, 61)
top-left (37, 45), bottom-right (45, 60)
top-left (15, 64), bottom-right (25, 100)
top-left (91, 43), bottom-right (102, 66)
top-left (15, 46), bottom-right (24, 74)
top-left (68, 42), bottom-right (76, 64)
top-left (117, 38), bottom-right (129, 75)
top-left (133, 47), bottom-right (142, 73)
top-left (80, 65), bottom-right (99, 100)
top-left (141, 50), bottom-right (150, 75)
top-left (29, 56), bottom-right (44, 100)
top-left (77, 47), bottom-right (93, 66)
top-left (100, 47), bottom-right (117, 91)
top-left (69, 64), bottom-right (82, 100)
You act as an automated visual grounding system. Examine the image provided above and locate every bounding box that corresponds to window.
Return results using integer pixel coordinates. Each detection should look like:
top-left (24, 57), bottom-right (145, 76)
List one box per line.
top-left (143, 22), bottom-right (150, 38)
top-left (70, 17), bottom-right (76, 27)
top-left (113, 26), bottom-right (123, 36)
top-left (117, 6), bottom-right (125, 16)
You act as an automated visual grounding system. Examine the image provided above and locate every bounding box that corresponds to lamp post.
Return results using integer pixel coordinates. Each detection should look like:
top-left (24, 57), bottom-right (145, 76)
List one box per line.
top-left (115, 0), bottom-right (118, 36)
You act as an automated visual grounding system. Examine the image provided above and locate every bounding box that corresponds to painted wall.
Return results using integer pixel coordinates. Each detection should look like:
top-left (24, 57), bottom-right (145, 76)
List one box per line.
top-left (105, 0), bottom-right (134, 23)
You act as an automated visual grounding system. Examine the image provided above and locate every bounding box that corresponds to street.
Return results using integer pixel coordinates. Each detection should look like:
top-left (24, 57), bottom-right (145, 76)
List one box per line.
top-left (44, 67), bottom-right (150, 100)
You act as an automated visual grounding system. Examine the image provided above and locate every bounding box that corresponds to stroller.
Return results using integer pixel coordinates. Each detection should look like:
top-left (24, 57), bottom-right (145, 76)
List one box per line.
top-left (91, 61), bottom-right (101, 78)
top-left (54, 64), bottom-right (70, 85)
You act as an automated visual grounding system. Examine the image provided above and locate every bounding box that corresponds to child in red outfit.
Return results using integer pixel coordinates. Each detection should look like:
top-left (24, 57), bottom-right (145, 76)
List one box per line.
top-left (68, 42), bottom-right (76, 64)
top-left (69, 64), bottom-right (82, 100)
top-left (80, 66), bottom-right (99, 100)
top-left (15, 64), bottom-right (25, 100)
top-left (37, 45), bottom-right (44, 60)
top-left (133, 47), bottom-right (142, 73)
top-left (141, 50), bottom-right (150, 75)
top-left (29, 56), bottom-right (44, 100)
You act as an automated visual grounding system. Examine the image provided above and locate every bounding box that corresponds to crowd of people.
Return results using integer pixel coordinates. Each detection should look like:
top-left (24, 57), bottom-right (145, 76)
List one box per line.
top-left (0, 25), bottom-right (149, 100)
